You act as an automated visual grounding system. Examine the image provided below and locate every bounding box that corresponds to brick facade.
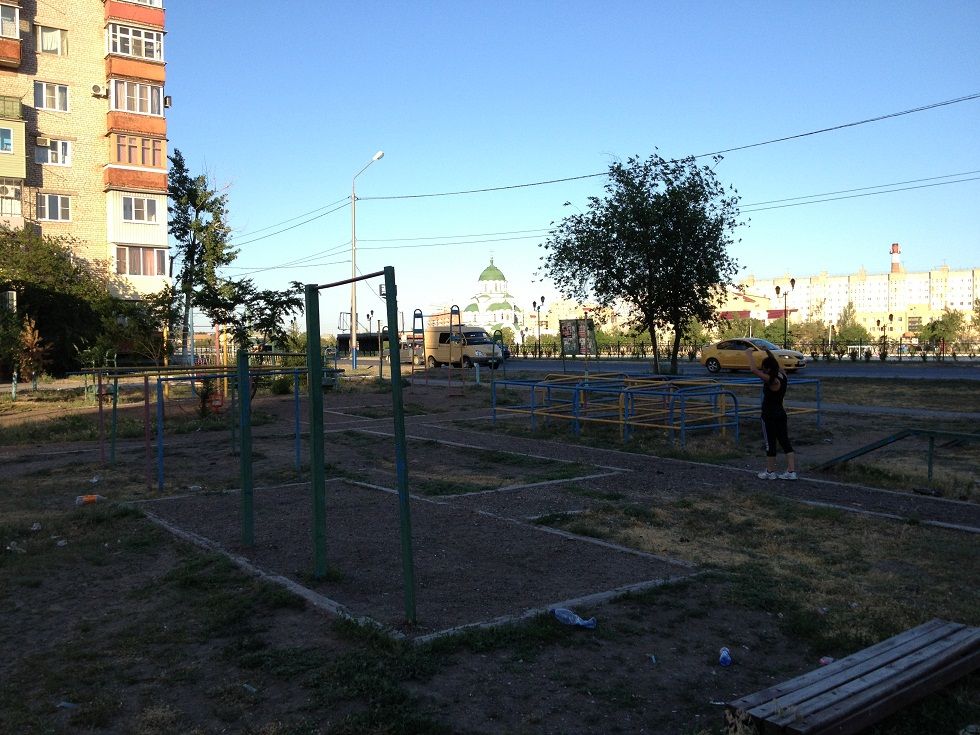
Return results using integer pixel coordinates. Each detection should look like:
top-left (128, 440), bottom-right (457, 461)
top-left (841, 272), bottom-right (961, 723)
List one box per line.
top-left (0, 0), bottom-right (168, 298)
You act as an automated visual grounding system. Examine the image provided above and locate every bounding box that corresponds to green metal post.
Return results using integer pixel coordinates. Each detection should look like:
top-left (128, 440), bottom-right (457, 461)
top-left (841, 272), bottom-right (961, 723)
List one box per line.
top-left (110, 377), bottom-right (119, 464)
top-left (927, 435), bottom-right (935, 484)
top-left (305, 284), bottom-right (328, 578)
top-left (237, 349), bottom-right (254, 546)
top-left (384, 266), bottom-right (417, 624)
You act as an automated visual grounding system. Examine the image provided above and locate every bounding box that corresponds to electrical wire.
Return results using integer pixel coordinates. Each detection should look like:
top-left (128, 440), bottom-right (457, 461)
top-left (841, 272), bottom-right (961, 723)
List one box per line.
top-left (359, 92), bottom-right (980, 202)
top-left (742, 170), bottom-right (980, 207)
top-left (228, 201), bottom-right (350, 248)
top-left (742, 176), bottom-right (980, 212)
top-left (233, 196), bottom-right (349, 238)
top-left (210, 93), bottom-right (978, 246)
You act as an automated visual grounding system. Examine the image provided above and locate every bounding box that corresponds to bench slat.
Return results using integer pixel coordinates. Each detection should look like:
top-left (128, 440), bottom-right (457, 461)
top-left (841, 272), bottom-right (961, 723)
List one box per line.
top-left (789, 632), bottom-right (980, 735)
top-left (728, 618), bottom-right (956, 716)
top-left (773, 626), bottom-right (980, 731)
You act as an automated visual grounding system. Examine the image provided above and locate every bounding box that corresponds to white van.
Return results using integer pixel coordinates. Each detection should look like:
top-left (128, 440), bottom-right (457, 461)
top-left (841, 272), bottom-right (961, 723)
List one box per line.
top-left (424, 326), bottom-right (502, 369)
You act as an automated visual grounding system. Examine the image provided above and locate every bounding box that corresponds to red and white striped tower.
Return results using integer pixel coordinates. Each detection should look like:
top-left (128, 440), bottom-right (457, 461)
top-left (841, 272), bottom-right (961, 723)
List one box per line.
top-left (890, 243), bottom-right (903, 273)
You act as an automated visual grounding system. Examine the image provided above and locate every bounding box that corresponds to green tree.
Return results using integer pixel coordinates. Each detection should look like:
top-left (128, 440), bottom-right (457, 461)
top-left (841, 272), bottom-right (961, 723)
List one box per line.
top-left (542, 153), bottom-right (742, 373)
top-left (168, 149), bottom-right (237, 362)
top-left (920, 307), bottom-right (965, 348)
top-left (835, 302), bottom-right (871, 345)
top-left (0, 226), bottom-right (112, 376)
top-left (101, 285), bottom-right (181, 366)
top-left (196, 278), bottom-right (303, 351)
top-left (715, 316), bottom-right (765, 341)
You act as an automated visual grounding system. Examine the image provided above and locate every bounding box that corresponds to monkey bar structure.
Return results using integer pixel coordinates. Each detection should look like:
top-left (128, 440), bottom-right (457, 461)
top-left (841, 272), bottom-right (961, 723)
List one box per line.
top-left (491, 373), bottom-right (822, 447)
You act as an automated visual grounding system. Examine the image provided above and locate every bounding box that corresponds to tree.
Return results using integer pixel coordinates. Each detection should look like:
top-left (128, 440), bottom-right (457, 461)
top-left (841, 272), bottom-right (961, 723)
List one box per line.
top-left (168, 150), bottom-right (237, 362)
top-left (196, 278), bottom-right (303, 352)
top-left (0, 226), bottom-right (113, 376)
top-left (542, 153), bottom-right (742, 373)
top-left (715, 316), bottom-right (765, 341)
top-left (101, 285), bottom-right (181, 366)
top-left (18, 317), bottom-right (51, 389)
top-left (835, 302), bottom-right (871, 345)
top-left (920, 307), bottom-right (965, 348)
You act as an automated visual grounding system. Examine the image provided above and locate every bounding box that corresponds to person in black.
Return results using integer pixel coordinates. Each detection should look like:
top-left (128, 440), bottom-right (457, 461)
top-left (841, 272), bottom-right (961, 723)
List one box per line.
top-left (745, 348), bottom-right (797, 480)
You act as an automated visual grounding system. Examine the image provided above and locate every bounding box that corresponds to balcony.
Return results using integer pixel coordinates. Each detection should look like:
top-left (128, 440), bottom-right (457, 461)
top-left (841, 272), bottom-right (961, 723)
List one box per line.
top-left (106, 55), bottom-right (165, 83)
top-left (104, 0), bottom-right (165, 28)
top-left (107, 110), bottom-right (167, 136)
top-left (0, 96), bottom-right (22, 120)
top-left (0, 37), bottom-right (20, 68)
top-left (104, 166), bottom-right (167, 192)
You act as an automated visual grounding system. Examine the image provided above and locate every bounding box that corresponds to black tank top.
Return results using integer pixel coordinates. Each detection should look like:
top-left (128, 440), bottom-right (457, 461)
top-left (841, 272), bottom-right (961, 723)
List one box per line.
top-left (761, 372), bottom-right (787, 418)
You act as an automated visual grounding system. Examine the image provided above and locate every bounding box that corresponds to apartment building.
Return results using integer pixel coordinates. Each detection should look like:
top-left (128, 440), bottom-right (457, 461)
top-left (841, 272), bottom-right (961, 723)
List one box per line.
top-left (734, 244), bottom-right (978, 337)
top-left (0, 0), bottom-right (168, 298)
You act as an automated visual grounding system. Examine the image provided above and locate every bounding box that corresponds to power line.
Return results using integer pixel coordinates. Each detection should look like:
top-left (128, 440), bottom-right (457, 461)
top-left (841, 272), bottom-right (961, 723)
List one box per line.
top-left (742, 176), bottom-right (980, 212)
top-left (233, 196), bottom-right (349, 238)
top-left (358, 234), bottom-right (544, 252)
top-left (743, 170), bottom-right (980, 207)
top-left (358, 227), bottom-right (551, 242)
top-left (699, 93), bottom-right (980, 158)
top-left (359, 92), bottom-right (980, 202)
top-left (229, 201), bottom-right (350, 248)
top-left (216, 92), bottom-right (978, 245)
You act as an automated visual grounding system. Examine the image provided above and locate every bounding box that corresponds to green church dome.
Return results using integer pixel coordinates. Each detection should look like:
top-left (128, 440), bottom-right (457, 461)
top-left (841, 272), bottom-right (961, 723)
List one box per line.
top-left (478, 258), bottom-right (506, 282)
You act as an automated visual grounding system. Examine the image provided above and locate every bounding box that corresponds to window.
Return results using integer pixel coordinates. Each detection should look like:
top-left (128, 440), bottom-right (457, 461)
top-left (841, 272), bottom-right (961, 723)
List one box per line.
top-left (122, 195), bottom-right (157, 222)
top-left (109, 24), bottom-right (163, 61)
top-left (34, 82), bottom-right (69, 112)
top-left (0, 177), bottom-right (21, 216)
top-left (110, 79), bottom-right (162, 116)
top-left (35, 139), bottom-right (71, 165)
top-left (114, 134), bottom-right (164, 167)
top-left (38, 26), bottom-right (67, 55)
top-left (0, 127), bottom-right (10, 153)
top-left (116, 245), bottom-right (166, 276)
top-left (0, 5), bottom-right (18, 40)
top-left (37, 193), bottom-right (70, 221)
top-left (125, 0), bottom-right (163, 6)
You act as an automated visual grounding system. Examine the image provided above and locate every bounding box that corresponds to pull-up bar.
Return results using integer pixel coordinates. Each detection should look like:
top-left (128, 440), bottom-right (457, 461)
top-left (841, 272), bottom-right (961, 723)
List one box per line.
top-left (304, 265), bottom-right (417, 624)
top-left (314, 269), bottom-right (386, 291)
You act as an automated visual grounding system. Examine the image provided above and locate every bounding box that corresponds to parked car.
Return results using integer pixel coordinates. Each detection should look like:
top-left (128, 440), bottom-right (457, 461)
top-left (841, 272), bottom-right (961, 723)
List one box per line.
top-left (699, 338), bottom-right (806, 374)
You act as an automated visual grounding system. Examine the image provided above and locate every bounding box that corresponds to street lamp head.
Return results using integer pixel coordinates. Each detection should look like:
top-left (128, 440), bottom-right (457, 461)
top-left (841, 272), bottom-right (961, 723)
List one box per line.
top-left (372, 150), bottom-right (384, 161)
top-left (775, 285), bottom-right (780, 296)
top-left (790, 278), bottom-right (796, 289)
top-left (532, 300), bottom-right (537, 309)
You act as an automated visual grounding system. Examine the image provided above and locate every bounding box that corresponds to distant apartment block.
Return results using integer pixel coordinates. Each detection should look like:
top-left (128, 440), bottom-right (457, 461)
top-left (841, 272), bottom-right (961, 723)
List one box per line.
top-left (729, 244), bottom-right (978, 337)
top-left (0, 0), bottom-right (168, 298)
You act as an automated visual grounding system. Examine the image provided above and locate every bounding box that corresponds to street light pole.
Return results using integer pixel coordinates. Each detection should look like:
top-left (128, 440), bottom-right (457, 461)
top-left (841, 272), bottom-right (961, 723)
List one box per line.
top-left (774, 278), bottom-right (795, 349)
top-left (351, 150), bottom-right (384, 369)
top-left (532, 296), bottom-right (544, 358)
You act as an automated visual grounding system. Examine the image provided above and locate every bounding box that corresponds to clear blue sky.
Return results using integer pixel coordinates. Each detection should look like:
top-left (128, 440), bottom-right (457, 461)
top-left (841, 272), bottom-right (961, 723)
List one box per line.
top-left (165, 1), bottom-right (980, 333)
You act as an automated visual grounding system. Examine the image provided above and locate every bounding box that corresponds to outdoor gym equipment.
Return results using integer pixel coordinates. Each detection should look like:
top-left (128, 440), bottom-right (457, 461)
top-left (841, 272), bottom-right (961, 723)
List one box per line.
top-left (304, 266), bottom-right (416, 623)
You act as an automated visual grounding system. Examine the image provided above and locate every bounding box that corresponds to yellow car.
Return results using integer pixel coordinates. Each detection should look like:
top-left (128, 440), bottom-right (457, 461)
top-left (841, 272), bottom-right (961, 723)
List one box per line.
top-left (699, 338), bottom-right (807, 374)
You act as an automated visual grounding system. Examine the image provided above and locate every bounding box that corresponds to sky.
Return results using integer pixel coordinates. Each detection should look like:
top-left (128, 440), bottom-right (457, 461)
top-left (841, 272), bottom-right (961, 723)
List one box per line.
top-left (164, 1), bottom-right (980, 334)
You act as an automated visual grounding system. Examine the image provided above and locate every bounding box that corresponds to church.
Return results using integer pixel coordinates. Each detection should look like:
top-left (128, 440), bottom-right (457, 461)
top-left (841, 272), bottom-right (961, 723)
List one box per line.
top-left (461, 259), bottom-right (523, 333)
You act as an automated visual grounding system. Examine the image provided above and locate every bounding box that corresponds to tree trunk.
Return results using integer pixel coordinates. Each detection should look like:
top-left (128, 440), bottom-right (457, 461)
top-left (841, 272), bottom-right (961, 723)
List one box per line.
top-left (647, 317), bottom-right (661, 374)
top-left (180, 287), bottom-right (193, 365)
top-left (670, 329), bottom-right (682, 374)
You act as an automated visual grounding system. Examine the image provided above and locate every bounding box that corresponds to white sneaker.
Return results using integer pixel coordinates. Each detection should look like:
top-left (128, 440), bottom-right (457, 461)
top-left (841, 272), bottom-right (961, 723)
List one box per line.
top-left (757, 470), bottom-right (777, 480)
top-left (778, 471), bottom-right (798, 481)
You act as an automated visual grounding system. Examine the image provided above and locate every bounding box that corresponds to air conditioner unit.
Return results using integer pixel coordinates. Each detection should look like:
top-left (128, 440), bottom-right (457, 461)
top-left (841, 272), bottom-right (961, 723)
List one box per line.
top-left (92, 84), bottom-right (108, 97)
top-left (0, 186), bottom-right (10, 197)
top-left (163, 95), bottom-right (172, 108)
top-left (36, 137), bottom-right (51, 147)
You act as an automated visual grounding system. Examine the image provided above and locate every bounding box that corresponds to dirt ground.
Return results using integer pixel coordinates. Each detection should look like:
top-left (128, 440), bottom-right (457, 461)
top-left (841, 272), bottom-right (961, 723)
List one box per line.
top-left (1, 376), bottom-right (978, 734)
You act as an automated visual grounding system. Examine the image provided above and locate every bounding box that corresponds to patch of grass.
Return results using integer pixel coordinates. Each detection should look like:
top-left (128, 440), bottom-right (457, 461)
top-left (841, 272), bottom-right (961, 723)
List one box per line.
top-left (819, 377), bottom-right (980, 413)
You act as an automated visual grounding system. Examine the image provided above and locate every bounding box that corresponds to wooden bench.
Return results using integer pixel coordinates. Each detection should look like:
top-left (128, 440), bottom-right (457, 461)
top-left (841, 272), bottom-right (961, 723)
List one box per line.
top-left (726, 618), bottom-right (980, 734)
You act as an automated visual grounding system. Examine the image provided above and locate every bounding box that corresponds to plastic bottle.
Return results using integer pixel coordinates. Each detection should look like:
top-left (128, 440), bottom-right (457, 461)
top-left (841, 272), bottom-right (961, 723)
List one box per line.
top-left (719, 647), bottom-right (733, 667)
top-left (75, 494), bottom-right (107, 506)
top-left (552, 608), bottom-right (597, 629)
